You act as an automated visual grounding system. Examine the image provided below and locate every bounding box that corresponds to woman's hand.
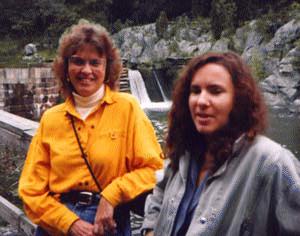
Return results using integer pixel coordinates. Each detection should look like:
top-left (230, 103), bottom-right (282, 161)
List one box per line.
top-left (93, 196), bottom-right (116, 236)
top-left (69, 219), bottom-right (94, 236)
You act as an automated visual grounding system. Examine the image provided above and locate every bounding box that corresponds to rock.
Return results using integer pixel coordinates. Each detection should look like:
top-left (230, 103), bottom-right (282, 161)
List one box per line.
top-left (195, 42), bottom-right (212, 55)
top-left (233, 24), bottom-right (249, 53)
top-left (242, 46), bottom-right (265, 65)
top-left (24, 43), bottom-right (37, 56)
top-left (264, 19), bottom-right (300, 56)
top-left (153, 39), bottom-right (170, 60)
top-left (241, 21), bottom-right (266, 64)
top-left (279, 47), bottom-right (300, 76)
top-left (244, 21), bottom-right (265, 51)
top-left (178, 40), bottom-right (198, 55)
top-left (212, 38), bottom-right (230, 52)
top-left (261, 73), bottom-right (299, 107)
top-left (262, 91), bottom-right (287, 107)
top-left (263, 57), bottom-right (280, 76)
top-left (175, 28), bottom-right (199, 41)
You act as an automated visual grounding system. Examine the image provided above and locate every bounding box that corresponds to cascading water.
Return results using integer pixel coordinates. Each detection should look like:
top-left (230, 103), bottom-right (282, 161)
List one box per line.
top-left (153, 70), bottom-right (169, 102)
top-left (128, 69), bottom-right (171, 112)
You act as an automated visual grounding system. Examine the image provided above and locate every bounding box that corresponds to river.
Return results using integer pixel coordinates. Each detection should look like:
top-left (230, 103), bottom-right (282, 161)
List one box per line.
top-left (146, 108), bottom-right (300, 158)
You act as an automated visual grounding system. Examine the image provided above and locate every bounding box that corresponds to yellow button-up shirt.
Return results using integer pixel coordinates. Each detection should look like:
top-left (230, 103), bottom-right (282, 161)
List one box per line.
top-left (18, 86), bottom-right (163, 235)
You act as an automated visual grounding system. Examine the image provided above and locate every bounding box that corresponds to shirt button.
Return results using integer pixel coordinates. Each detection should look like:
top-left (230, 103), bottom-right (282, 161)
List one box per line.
top-left (85, 181), bottom-right (89, 186)
top-left (200, 217), bottom-right (207, 224)
top-left (77, 127), bottom-right (81, 131)
top-left (79, 182), bottom-right (83, 186)
top-left (110, 132), bottom-right (117, 139)
top-left (91, 125), bottom-right (95, 129)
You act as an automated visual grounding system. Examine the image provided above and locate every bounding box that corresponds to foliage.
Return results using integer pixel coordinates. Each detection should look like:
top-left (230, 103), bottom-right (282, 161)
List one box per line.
top-left (155, 11), bottom-right (169, 39)
top-left (0, 0), bottom-right (298, 67)
top-left (249, 49), bottom-right (267, 81)
top-left (210, 0), bottom-right (237, 39)
top-left (169, 41), bottom-right (179, 53)
top-left (255, 4), bottom-right (295, 42)
top-left (0, 145), bottom-right (24, 206)
top-left (192, 0), bottom-right (213, 18)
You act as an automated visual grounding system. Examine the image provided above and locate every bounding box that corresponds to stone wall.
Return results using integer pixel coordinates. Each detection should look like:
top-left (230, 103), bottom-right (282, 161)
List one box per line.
top-left (0, 66), bottom-right (60, 120)
top-left (0, 110), bottom-right (38, 152)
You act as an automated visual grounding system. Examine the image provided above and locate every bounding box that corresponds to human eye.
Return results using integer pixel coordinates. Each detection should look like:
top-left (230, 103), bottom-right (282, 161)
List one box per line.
top-left (90, 59), bottom-right (102, 67)
top-left (208, 85), bottom-right (224, 95)
top-left (190, 85), bottom-right (201, 94)
top-left (69, 56), bottom-right (85, 66)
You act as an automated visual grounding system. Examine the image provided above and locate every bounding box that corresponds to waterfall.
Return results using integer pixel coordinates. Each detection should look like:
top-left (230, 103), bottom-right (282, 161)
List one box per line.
top-left (128, 70), bottom-right (151, 105)
top-left (153, 70), bottom-right (169, 102)
top-left (128, 69), bottom-right (171, 112)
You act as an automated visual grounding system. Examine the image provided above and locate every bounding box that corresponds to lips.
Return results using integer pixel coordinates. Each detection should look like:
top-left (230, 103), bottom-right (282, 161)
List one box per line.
top-left (195, 113), bottom-right (214, 124)
top-left (77, 75), bottom-right (95, 81)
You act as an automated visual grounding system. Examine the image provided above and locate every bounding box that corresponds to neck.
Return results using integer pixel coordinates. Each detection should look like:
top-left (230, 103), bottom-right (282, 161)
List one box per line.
top-left (72, 85), bottom-right (105, 119)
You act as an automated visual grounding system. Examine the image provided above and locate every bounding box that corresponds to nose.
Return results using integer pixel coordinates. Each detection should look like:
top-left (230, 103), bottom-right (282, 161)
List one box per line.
top-left (196, 91), bottom-right (210, 107)
top-left (81, 63), bottom-right (93, 74)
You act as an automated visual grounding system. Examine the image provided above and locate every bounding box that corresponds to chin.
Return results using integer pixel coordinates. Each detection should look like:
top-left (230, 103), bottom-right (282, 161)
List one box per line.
top-left (196, 127), bottom-right (215, 134)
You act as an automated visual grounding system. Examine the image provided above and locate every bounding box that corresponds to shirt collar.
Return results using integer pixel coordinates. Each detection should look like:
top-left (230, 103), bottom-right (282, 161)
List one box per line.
top-left (64, 85), bottom-right (116, 118)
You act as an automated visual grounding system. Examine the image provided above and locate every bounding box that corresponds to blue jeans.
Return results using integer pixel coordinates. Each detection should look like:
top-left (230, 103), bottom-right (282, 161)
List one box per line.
top-left (35, 201), bottom-right (131, 236)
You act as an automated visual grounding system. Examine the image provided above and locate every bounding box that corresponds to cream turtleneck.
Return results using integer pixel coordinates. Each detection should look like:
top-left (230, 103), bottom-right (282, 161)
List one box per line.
top-left (72, 85), bottom-right (105, 120)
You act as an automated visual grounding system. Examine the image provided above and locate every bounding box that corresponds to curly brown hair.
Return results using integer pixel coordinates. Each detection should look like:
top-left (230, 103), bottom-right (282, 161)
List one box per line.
top-left (52, 19), bottom-right (122, 97)
top-left (166, 52), bottom-right (267, 171)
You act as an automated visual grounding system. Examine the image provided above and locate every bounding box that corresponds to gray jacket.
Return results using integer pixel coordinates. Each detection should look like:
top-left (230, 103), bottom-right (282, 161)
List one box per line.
top-left (142, 135), bottom-right (300, 235)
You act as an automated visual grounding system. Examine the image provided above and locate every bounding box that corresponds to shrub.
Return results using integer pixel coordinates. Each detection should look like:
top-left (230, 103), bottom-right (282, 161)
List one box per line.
top-left (249, 49), bottom-right (267, 81)
top-left (210, 0), bottom-right (237, 39)
top-left (156, 11), bottom-right (169, 39)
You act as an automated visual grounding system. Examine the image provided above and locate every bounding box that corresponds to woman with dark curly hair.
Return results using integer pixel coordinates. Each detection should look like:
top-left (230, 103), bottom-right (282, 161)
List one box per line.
top-left (142, 52), bottom-right (300, 236)
top-left (18, 20), bottom-right (163, 236)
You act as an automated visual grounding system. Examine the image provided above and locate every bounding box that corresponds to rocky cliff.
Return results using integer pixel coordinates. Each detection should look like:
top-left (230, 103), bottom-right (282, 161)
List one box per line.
top-left (113, 17), bottom-right (300, 112)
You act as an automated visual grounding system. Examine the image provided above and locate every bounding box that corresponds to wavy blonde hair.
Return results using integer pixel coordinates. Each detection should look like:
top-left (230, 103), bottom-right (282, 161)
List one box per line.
top-left (52, 19), bottom-right (122, 97)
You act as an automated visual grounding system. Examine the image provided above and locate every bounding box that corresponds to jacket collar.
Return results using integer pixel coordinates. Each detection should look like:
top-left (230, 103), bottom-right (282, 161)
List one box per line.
top-left (179, 134), bottom-right (249, 182)
top-left (210, 133), bottom-right (248, 179)
top-left (178, 151), bottom-right (191, 183)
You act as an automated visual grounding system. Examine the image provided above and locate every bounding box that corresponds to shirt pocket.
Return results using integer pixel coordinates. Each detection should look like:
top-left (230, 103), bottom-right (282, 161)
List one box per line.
top-left (93, 130), bottom-right (126, 158)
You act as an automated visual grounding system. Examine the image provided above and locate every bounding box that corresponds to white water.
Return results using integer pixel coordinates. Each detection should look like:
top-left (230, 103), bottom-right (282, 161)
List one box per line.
top-left (153, 70), bottom-right (169, 102)
top-left (128, 69), bottom-right (171, 112)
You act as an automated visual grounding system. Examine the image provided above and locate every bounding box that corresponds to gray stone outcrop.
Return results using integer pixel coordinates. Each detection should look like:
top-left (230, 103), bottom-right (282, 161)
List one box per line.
top-left (113, 17), bottom-right (300, 112)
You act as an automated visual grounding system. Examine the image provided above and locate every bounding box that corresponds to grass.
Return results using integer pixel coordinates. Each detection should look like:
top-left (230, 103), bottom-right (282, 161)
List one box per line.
top-left (0, 39), bottom-right (56, 68)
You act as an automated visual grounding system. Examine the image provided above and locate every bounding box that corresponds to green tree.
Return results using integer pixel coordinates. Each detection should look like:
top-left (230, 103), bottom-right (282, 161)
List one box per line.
top-left (210, 0), bottom-right (236, 39)
top-left (156, 11), bottom-right (169, 39)
top-left (191, 0), bottom-right (213, 18)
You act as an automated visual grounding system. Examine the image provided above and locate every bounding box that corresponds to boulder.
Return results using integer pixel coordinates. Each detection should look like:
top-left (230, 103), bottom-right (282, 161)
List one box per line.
top-left (279, 47), bottom-right (300, 76)
top-left (24, 43), bottom-right (37, 56)
top-left (212, 38), bottom-right (230, 52)
top-left (233, 24), bottom-right (249, 53)
top-left (244, 21), bottom-right (265, 51)
top-left (153, 39), bottom-right (170, 60)
top-left (178, 40), bottom-right (198, 55)
top-left (196, 42), bottom-right (212, 55)
top-left (264, 19), bottom-right (300, 56)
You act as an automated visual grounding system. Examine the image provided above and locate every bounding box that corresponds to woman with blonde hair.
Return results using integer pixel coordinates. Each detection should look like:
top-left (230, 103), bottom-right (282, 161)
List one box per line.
top-left (19, 20), bottom-right (163, 236)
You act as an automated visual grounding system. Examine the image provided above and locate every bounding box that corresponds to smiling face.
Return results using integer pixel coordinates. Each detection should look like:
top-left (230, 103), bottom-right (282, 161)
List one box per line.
top-left (68, 44), bottom-right (106, 97)
top-left (188, 63), bottom-right (234, 135)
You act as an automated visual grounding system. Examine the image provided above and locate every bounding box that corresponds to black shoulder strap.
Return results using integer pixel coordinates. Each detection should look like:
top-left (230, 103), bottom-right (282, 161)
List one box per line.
top-left (68, 114), bottom-right (102, 192)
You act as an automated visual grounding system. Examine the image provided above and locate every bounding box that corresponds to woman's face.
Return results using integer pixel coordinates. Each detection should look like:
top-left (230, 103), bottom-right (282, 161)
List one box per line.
top-left (68, 44), bottom-right (106, 97)
top-left (188, 63), bottom-right (234, 135)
